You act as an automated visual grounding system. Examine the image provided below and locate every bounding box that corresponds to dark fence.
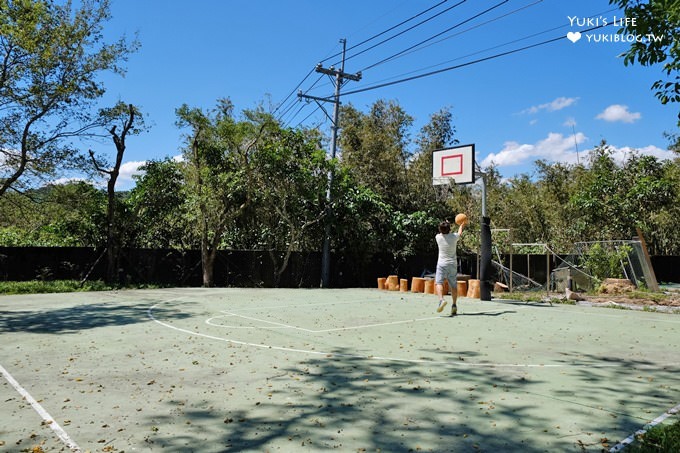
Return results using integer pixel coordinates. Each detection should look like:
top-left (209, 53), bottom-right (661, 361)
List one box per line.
top-left (0, 247), bottom-right (677, 287)
top-left (0, 247), bottom-right (475, 288)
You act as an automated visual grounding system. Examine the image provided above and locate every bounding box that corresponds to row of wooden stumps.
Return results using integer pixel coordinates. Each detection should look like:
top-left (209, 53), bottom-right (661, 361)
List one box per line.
top-left (377, 275), bottom-right (481, 298)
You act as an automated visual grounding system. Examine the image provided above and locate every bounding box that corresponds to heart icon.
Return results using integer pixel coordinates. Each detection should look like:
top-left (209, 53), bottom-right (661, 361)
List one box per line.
top-left (567, 31), bottom-right (582, 43)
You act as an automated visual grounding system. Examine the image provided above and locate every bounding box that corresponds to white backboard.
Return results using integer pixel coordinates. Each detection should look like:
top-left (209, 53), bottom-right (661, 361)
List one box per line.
top-left (432, 144), bottom-right (475, 185)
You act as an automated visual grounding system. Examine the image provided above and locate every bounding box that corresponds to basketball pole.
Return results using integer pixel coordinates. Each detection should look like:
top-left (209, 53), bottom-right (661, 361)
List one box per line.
top-left (476, 166), bottom-right (493, 301)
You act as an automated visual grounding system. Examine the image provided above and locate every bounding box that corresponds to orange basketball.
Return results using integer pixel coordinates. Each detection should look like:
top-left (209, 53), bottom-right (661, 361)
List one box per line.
top-left (455, 213), bottom-right (468, 225)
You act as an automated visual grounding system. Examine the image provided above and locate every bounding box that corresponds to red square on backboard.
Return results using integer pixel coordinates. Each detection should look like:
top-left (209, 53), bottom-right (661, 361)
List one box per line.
top-left (441, 154), bottom-right (463, 176)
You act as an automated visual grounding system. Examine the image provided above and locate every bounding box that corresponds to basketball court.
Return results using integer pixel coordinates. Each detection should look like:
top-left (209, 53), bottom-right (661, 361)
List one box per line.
top-left (1, 287), bottom-right (678, 452)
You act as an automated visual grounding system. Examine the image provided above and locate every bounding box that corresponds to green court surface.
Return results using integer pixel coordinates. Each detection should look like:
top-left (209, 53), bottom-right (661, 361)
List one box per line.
top-left (1, 288), bottom-right (678, 452)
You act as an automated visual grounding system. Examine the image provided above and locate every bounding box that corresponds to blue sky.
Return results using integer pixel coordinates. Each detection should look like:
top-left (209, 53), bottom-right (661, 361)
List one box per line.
top-left (87, 0), bottom-right (679, 189)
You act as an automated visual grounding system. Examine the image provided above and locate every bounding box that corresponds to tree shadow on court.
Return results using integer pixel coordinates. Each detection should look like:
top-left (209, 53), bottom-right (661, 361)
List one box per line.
top-left (0, 301), bottom-right (191, 334)
top-left (139, 347), bottom-right (596, 452)
top-left (546, 351), bottom-right (680, 449)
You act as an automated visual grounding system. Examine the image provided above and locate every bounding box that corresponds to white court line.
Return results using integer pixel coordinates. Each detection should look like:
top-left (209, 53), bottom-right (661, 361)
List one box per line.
top-left (210, 311), bottom-right (444, 333)
top-left (609, 403), bottom-right (680, 452)
top-left (148, 302), bottom-right (673, 369)
top-left (0, 364), bottom-right (81, 452)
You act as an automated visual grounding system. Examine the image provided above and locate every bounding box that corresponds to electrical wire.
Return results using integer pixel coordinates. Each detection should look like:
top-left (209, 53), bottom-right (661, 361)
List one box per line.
top-left (340, 0), bottom-right (468, 66)
top-left (361, 21), bottom-right (568, 90)
top-left (276, 73), bottom-right (326, 123)
top-left (278, 1), bottom-right (458, 117)
top-left (337, 7), bottom-right (618, 99)
top-left (332, 22), bottom-right (612, 99)
top-left (280, 101), bottom-right (308, 127)
top-left (273, 66), bottom-right (315, 115)
top-left (360, 0), bottom-right (510, 72)
top-left (365, 0), bottom-right (544, 72)
top-left (322, 0), bottom-right (455, 65)
top-left (293, 104), bottom-right (323, 129)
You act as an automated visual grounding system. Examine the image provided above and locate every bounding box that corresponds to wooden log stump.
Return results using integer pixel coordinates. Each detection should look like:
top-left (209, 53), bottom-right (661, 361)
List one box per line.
top-left (424, 279), bottom-right (435, 294)
top-left (467, 279), bottom-right (481, 298)
top-left (377, 277), bottom-right (387, 290)
top-left (411, 277), bottom-right (425, 293)
top-left (457, 281), bottom-right (468, 297)
top-left (399, 279), bottom-right (408, 292)
top-left (387, 275), bottom-right (399, 291)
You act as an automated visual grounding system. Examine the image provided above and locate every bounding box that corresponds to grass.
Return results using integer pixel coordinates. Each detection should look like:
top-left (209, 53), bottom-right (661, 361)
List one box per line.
top-left (0, 280), bottom-right (166, 295)
top-left (494, 290), bottom-right (574, 305)
top-left (627, 419), bottom-right (680, 452)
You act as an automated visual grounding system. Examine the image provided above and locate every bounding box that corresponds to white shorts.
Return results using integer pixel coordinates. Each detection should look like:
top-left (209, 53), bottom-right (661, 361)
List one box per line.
top-left (435, 263), bottom-right (457, 288)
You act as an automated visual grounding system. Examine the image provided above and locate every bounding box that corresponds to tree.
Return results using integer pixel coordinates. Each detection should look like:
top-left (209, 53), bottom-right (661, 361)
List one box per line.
top-left (0, 0), bottom-right (138, 197)
top-left (0, 181), bottom-right (106, 246)
top-left (570, 142), bottom-right (677, 250)
top-left (176, 99), bottom-right (268, 287)
top-left (89, 102), bottom-right (144, 283)
top-left (609, 0), bottom-right (680, 108)
top-left (128, 158), bottom-right (192, 249)
top-left (339, 99), bottom-right (413, 208)
top-left (250, 127), bottom-right (329, 286)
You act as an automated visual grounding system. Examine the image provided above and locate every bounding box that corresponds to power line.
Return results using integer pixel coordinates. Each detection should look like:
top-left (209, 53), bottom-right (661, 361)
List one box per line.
top-left (341, 0), bottom-right (468, 65)
top-left (363, 0), bottom-right (544, 71)
top-left (293, 104), bottom-right (323, 129)
top-left (277, 1), bottom-right (457, 119)
top-left (364, 21), bottom-right (568, 89)
top-left (332, 23), bottom-right (611, 99)
top-left (322, 0), bottom-right (454, 65)
top-left (273, 66), bottom-right (316, 115)
top-left (365, 6), bottom-right (619, 86)
top-left (277, 73), bottom-right (326, 123)
top-left (360, 0), bottom-right (510, 72)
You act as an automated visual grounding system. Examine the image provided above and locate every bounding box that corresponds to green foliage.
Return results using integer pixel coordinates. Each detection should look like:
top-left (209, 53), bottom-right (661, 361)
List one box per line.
top-left (2, 96), bottom-right (680, 289)
top-left (0, 280), bottom-right (163, 294)
top-left (628, 419), bottom-right (680, 452)
top-left (0, 0), bottom-right (139, 196)
top-left (128, 158), bottom-right (193, 248)
top-left (583, 243), bottom-right (633, 280)
top-left (0, 181), bottom-right (106, 246)
top-left (338, 100), bottom-right (414, 209)
top-left (609, 0), bottom-right (680, 107)
top-left (570, 142), bottom-right (679, 252)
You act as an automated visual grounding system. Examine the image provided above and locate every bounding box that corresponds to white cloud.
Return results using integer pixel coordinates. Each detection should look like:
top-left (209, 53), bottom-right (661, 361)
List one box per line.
top-left (115, 160), bottom-right (147, 189)
top-left (522, 96), bottom-right (579, 114)
top-left (482, 132), bottom-right (586, 167)
top-left (563, 117), bottom-right (577, 128)
top-left (604, 144), bottom-right (675, 164)
top-left (483, 132), bottom-right (675, 171)
top-left (596, 104), bottom-right (641, 123)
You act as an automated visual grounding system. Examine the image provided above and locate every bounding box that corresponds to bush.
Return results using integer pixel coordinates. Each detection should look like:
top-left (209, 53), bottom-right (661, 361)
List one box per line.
top-left (0, 280), bottom-right (167, 295)
top-left (628, 419), bottom-right (680, 452)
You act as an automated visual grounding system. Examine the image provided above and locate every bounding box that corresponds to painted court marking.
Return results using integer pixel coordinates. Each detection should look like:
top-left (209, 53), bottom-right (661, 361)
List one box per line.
top-left (0, 363), bottom-right (81, 452)
top-left (148, 299), bottom-right (678, 369)
top-left (206, 310), bottom-right (443, 332)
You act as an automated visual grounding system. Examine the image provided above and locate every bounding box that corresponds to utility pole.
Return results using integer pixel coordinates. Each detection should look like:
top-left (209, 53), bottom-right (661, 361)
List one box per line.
top-left (298, 39), bottom-right (361, 288)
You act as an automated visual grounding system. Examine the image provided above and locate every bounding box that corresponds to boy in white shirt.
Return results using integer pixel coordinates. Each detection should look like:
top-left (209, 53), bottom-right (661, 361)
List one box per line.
top-left (435, 218), bottom-right (466, 316)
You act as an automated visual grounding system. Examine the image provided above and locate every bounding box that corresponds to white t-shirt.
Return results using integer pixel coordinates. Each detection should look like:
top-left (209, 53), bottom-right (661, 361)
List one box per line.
top-left (436, 233), bottom-right (459, 266)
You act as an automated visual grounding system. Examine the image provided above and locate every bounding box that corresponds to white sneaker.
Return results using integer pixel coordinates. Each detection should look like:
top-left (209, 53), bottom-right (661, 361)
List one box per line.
top-left (436, 299), bottom-right (447, 313)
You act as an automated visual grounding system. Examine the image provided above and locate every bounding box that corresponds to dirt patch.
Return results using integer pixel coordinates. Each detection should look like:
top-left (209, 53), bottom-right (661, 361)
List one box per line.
top-left (582, 278), bottom-right (680, 308)
top-left (598, 278), bottom-right (636, 295)
top-left (586, 293), bottom-right (680, 308)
